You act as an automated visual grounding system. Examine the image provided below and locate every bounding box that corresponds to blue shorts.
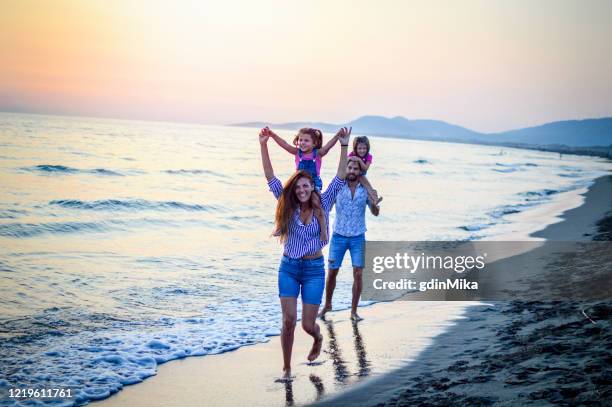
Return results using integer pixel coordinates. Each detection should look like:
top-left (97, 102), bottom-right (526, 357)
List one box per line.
top-left (278, 255), bottom-right (325, 305)
top-left (328, 233), bottom-right (365, 269)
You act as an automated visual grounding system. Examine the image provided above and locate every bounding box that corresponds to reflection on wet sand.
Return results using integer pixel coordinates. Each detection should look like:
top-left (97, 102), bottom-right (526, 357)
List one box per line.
top-left (283, 374), bottom-right (325, 406)
top-left (323, 319), bottom-right (371, 383)
top-left (351, 320), bottom-right (371, 378)
top-left (282, 318), bottom-right (372, 405)
top-left (323, 319), bottom-right (350, 384)
top-left (283, 380), bottom-right (293, 407)
top-left (309, 374), bottom-right (325, 401)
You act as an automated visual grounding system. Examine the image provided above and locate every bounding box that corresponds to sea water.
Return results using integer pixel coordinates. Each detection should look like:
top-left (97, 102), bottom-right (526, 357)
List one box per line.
top-left (0, 112), bottom-right (610, 405)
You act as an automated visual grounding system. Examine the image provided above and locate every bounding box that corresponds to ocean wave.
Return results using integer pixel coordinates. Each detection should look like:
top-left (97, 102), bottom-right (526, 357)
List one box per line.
top-left (458, 223), bottom-right (491, 232)
top-left (492, 163), bottom-right (520, 173)
top-left (0, 260), bottom-right (15, 273)
top-left (492, 167), bottom-right (518, 173)
top-left (413, 159), bottom-right (430, 164)
top-left (49, 199), bottom-right (218, 212)
top-left (492, 162), bottom-right (539, 173)
top-left (22, 164), bottom-right (124, 176)
top-left (0, 209), bottom-right (28, 219)
top-left (518, 189), bottom-right (559, 200)
top-left (0, 218), bottom-right (182, 238)
top-left (487, 203), bottom-right (535, 220)
top-left (559, 165), bottom-right (583, 172)
top-left (163, 169), bottom-right (225, 178)
top-left (0, 221), bottom-right (116, 238)
top-left (0, 299), bottom-right (281, 406)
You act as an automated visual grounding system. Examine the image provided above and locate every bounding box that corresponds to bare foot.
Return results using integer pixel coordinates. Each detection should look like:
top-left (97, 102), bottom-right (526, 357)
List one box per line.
top-left (376, 196), bottom-right (383, 205)
top-left (307, 334), bottom-right (323, 362)
top-left (350, 313), bottom-right (364, 322)
top-left (275, 367), bottom-right (293, 383)
top-left (318, 305), bottom-right (331, 319)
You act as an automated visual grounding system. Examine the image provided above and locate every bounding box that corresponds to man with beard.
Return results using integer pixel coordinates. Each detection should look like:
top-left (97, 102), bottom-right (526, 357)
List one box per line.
top-left (319, 157), bottom-right (381, 321)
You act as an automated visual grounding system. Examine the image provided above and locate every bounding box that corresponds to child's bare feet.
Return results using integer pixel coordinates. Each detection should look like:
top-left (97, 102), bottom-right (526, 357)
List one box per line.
top-left (307, 334), bottom-right (323, 362)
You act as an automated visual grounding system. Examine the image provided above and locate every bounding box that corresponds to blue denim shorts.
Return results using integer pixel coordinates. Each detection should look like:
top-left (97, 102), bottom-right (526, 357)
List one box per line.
top-left (278, 255), bottom-right (325, 305)
top-left (328, 233), bottom-right (365, 269)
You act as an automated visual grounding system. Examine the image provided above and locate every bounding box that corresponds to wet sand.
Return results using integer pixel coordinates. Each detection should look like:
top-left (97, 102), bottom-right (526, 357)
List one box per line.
top-left (95, 301), bottom-right (470, 407)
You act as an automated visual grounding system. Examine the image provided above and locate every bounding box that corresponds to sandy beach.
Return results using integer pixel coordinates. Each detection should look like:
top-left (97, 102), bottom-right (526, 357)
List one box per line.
top-left (94, 299), bottom-right (471, 407)
top-left (92, 175), bottom-right (611, 406)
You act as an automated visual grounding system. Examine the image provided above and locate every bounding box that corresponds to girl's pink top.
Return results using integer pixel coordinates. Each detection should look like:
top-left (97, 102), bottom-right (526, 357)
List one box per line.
top-left (294, 149), bottom-right (322, 175)
top-left (348, 151), bottom-right (373, 164)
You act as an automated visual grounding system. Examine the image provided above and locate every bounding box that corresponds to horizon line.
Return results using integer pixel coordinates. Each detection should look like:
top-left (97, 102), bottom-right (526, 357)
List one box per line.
top-left (1, 108), bottom-right (610, 136)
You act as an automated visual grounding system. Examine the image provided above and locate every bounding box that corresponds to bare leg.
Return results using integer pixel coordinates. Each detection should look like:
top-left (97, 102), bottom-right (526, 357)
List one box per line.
top-left (302, 303), bottom-right (324, 361)
top-left (351, 267), bottom-right (363, 321)
top-left (319, 268), bottom-right (339, 318)
top-left (280, 297), bottom-right (298, 377)
top-left (359, 175), bottom-right (382, 205)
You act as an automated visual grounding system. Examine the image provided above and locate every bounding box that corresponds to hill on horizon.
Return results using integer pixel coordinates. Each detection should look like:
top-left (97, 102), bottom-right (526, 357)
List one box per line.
top-left (235, 115), bottom-right (612, 148)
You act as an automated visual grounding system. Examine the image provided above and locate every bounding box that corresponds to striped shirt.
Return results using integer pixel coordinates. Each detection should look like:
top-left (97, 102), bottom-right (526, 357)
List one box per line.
top-left (268, 175), bottom-right (346, 258)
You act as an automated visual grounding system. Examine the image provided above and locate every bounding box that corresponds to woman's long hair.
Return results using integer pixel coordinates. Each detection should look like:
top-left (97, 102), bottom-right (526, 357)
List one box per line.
top-left (292, 128), bottom-right (323, 150)
top-left (274, 170), bottom-right (321, 243)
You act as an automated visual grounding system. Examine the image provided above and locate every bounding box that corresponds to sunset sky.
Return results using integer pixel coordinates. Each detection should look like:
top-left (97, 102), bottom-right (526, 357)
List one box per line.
top-left (1, 0), bottom-right (611, 132)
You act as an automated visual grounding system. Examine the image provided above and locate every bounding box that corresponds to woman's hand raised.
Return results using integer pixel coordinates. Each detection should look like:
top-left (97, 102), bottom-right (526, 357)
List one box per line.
top-left (259, 127), bottom-right (270, 144)
top-left (260, 127), bottom-right (274, 181)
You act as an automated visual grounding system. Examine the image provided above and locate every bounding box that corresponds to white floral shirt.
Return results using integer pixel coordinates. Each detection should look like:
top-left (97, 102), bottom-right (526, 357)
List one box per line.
top-left (332, 182), bottom-right (370, 237)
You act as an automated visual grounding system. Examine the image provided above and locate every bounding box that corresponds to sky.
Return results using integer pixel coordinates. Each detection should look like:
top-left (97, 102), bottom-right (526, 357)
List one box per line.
top-left (1, 0), bottom-right (611, 133)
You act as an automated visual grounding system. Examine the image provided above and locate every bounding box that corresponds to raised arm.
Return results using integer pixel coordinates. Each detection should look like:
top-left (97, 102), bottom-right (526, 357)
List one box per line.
top-left (318, 133), bottom-right (339, 157)
top-left (267, 127), bottom-right (298, 155)
top-left (259, 128), bottom-right (275, 182)
top-left (335, 127), bottom-right (351, 180)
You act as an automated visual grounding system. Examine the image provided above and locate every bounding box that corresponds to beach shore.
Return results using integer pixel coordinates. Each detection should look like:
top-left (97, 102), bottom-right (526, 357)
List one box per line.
top-left (94, 299), bottom-right (470, 406)
top-left (95, 175), bottom-right (612, 407)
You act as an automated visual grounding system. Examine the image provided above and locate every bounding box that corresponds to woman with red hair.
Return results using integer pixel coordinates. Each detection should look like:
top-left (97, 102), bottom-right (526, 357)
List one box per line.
top-left (259, 126), bottom-right (351, 380)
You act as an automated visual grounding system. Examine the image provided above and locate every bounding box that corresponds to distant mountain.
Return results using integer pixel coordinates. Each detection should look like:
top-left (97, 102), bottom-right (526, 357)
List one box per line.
top-left (488, 118), bottom-right (612, 147)
top-left (234, 116), bottom-right (612, 148)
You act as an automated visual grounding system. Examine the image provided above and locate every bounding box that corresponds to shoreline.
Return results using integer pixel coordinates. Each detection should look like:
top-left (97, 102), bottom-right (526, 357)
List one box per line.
top-left (316, 175), bottom-right (612, 406)
top-left (95, 302), bottom-right (472, 407)
top-left (94, 176), bottom-right (612, 406)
